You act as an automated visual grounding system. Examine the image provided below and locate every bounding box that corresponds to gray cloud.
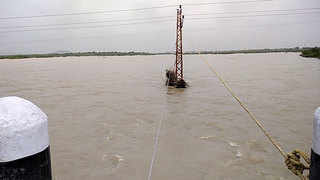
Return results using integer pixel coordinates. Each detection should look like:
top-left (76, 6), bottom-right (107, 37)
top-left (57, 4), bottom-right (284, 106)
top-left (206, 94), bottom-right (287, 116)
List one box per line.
top-left (0, 0), bottom-right (319, 55)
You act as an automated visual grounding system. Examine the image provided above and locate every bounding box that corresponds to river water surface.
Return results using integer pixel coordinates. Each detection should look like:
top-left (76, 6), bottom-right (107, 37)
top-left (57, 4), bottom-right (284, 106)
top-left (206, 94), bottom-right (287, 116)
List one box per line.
top-left (0, 53), bottom-right (319, 180)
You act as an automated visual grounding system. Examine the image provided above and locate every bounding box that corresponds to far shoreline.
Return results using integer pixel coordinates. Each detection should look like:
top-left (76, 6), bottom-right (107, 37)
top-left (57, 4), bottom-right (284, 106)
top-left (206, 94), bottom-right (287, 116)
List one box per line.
top-left (0, 47), bottom-right (319, 60)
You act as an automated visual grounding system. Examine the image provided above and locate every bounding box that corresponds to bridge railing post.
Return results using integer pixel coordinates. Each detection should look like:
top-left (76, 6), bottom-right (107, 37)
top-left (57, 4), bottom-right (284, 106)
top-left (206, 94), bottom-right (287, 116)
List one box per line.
top-left (310, 107), bottom-right (320, 180)
top-left (0, 96), bottom-right (52, 180)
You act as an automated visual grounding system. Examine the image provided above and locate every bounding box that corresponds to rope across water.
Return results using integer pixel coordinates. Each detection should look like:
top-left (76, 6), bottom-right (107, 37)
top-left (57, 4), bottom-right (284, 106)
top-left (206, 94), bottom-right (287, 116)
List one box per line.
top-left (202, 58), bottom-right (286, 158)
top-left (147, 88), bottom-right (168, 180)
top-left (200, 54), bottom-right (310, 180)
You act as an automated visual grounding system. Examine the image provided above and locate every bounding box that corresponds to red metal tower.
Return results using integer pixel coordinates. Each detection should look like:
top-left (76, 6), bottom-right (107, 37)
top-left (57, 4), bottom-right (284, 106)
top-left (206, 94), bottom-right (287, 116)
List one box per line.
top-left (175, 5), bottom-right (185, 85)
top-left (165, 5), bottom-right (187, 88)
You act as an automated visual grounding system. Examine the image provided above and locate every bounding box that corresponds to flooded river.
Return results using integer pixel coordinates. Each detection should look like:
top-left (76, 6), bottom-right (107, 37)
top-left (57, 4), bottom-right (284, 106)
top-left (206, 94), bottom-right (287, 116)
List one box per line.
top-left (0, 53), bottom-right (319, 180)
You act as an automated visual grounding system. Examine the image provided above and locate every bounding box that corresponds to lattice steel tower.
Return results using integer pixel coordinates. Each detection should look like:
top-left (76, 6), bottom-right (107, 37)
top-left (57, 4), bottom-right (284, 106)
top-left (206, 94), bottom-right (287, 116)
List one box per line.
top-left (175, 5), bottom-right (185, 87)
top-left (165, 5), bottom-right (187, 88)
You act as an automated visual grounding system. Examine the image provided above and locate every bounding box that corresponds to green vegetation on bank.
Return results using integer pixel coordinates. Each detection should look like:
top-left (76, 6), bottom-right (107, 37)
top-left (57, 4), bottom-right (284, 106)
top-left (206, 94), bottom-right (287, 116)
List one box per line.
top-left (0, 51), bottom-right (154, 59)
top-left (185, 47), bottom-right (305, 55)
top-left (1, 47), bottom-right (319, 59)
top-left (300, 47), bottom-right (320, 59)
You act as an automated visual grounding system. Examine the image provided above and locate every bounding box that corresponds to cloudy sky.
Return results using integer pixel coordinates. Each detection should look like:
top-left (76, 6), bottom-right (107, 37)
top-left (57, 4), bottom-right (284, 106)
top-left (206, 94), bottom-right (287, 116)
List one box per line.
top-left (0, 0), bottom-right (319, 55)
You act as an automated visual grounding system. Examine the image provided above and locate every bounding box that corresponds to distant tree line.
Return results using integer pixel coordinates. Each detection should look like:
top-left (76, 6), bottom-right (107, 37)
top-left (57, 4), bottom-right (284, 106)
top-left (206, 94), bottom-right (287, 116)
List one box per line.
top-left (0, 47), bottom-right (319, 59)
top-left (300, 47), bottom-right (320, 59)
top-left (185, 47), bottom-right (306, 55)
top-left (0, 51), bottom-right (154, 59)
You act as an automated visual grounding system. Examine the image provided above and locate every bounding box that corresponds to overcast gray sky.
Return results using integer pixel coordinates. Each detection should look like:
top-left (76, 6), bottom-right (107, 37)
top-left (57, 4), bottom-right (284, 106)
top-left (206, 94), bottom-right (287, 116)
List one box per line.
top-left (0, 0), bottom-right (319, 55)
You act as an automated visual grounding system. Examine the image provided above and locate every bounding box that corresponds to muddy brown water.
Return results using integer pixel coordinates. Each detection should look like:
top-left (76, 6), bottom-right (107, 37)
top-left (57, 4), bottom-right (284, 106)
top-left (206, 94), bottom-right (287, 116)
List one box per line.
top-left (0, 53), bottom-right (319, 180)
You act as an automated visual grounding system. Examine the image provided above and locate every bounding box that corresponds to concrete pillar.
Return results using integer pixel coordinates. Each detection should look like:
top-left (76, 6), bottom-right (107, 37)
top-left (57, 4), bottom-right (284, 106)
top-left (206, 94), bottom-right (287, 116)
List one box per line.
top-left (310, 107), bottom-right (320, 180)
top-left (0, 96), bottom-right (52, 179)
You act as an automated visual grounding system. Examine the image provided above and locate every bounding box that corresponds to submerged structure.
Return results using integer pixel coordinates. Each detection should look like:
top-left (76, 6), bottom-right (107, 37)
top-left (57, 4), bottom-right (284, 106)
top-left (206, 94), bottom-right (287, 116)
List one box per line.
top-left (166, 5), bottom-right (187, 88)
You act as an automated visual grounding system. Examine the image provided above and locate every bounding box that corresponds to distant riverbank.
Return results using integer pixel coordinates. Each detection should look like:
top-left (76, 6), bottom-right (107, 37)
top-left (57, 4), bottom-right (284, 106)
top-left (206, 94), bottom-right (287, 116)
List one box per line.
top-left (0, 51), bottom-right (154, 59)
top-left (300, 47), bottom-right (320, 59)
top-left (1, 47), bottom-right (319, 59)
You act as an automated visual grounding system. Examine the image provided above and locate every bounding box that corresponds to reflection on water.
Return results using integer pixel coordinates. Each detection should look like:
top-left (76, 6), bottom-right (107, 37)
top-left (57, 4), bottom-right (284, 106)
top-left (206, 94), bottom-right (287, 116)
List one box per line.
top-left (0, 53), bottom-right (319, 180)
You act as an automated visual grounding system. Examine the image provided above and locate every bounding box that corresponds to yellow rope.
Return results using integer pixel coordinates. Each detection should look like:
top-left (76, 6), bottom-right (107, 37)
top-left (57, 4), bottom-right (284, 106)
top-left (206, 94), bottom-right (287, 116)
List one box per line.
top-left (202, 58), bottom-right (287, 157)
top-left (200, 54), bottom-right (310, 180)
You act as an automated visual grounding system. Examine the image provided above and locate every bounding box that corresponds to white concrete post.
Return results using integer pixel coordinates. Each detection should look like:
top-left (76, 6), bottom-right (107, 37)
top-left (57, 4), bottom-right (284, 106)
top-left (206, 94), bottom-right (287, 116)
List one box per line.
top-left (310, 107), bottom-right (320, 180)
top-left (0, 96), bottom-right (52, 179)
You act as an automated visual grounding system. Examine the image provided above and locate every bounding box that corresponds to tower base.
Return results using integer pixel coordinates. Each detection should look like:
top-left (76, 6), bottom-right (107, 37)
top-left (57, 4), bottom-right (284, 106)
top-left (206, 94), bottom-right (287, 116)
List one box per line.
top-left (175, 79), bottom-right (187, 88)
top-left (165, 69), bottom-right (188, 88)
